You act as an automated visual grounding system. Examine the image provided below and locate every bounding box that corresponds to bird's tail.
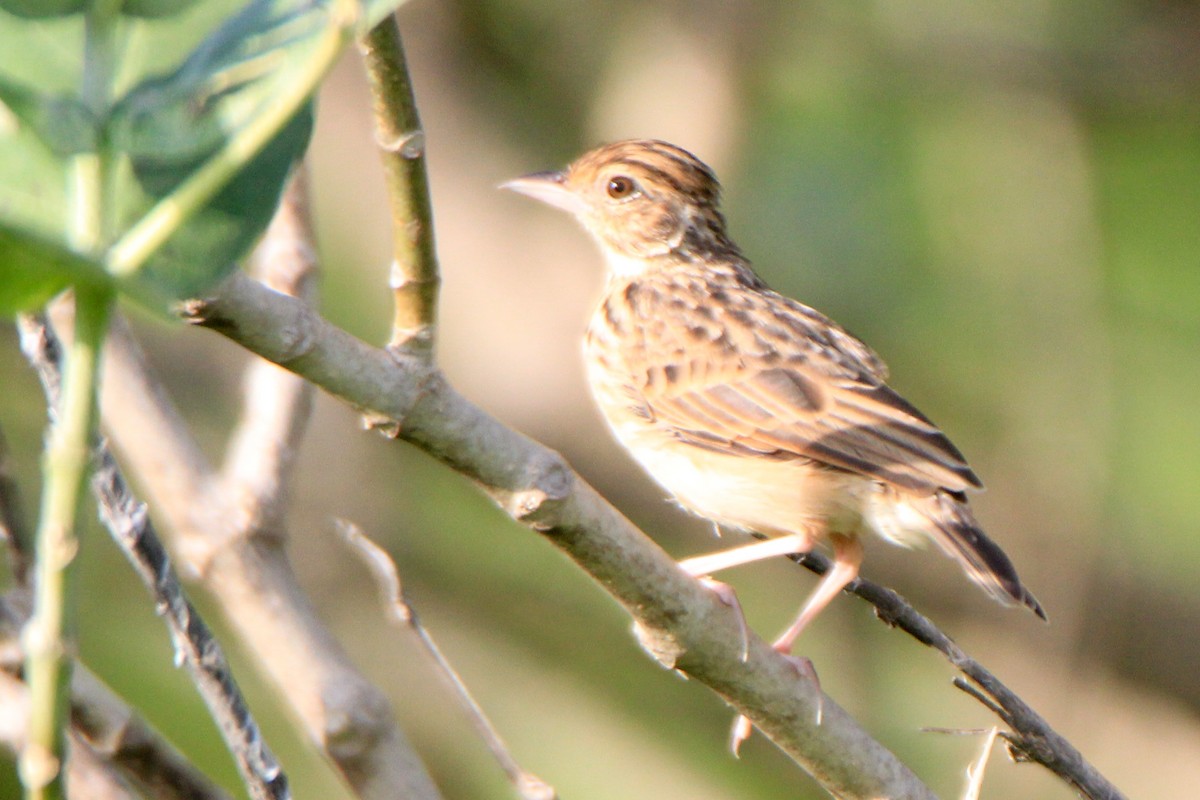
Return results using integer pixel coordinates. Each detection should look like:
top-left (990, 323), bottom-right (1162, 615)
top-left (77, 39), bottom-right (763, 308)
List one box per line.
top-left (913, 491), bottom-right (1046, 620)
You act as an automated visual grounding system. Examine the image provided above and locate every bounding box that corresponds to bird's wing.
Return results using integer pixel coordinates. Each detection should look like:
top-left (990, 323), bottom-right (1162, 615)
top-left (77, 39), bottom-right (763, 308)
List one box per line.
top-left (634, 290), bottom-right (981, 494)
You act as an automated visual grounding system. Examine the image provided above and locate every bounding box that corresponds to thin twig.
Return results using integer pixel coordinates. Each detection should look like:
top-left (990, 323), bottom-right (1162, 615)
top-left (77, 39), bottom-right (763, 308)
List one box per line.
top-left (337, 520), bottom-right (557, 800)
top-left (18, 315), bottom-right (289, 800)
top-left (90, 456), bottom-right (288, 800)
top-left (361, 13), bottom-right (441, 357)
top-left (962, 727), bottom-right (1000, 800)
top-left (794, 550), bottom-right (1128, 800)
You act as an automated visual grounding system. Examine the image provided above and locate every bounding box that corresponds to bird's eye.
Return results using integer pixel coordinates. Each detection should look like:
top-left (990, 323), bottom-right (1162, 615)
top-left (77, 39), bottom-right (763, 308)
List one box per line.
top-left (606, 175), bottom-right (637, 199)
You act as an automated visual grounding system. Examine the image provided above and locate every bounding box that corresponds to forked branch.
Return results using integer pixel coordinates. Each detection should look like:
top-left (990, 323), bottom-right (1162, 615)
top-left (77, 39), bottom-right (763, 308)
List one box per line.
top-left (18, 314), bottom-right (289, 800)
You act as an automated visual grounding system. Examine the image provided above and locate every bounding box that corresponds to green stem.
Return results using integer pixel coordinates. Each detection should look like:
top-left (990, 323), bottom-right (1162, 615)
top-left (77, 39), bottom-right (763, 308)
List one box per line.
top-left (361, 15), bottom-right (440, 356)
top-left (21, 4), bottom-right (119, 796)
top-left (21, 287), bottom-right (112, 800)
top-left (106, 0), bottom-right (359, 279)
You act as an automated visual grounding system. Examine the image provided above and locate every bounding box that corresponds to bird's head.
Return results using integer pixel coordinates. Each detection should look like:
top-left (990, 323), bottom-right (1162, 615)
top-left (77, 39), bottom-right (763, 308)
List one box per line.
top-left (504, 139), bottom-right (737, 278)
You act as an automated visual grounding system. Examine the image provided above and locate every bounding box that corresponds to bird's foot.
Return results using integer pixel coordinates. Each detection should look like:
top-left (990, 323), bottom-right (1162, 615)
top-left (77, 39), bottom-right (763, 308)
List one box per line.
top-left (729, 651), bottom-right (822, 756)
top-left (778, 650), bottom-right (823, 726)
top-left (697, 576), bottom-right (750, 662)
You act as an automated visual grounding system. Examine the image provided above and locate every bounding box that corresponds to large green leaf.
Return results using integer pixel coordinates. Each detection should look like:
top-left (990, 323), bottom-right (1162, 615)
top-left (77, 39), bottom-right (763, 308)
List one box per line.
top-left (0, 223), bottom-right (109, 316)
top-left (0, 0), bottom-right (407, 315)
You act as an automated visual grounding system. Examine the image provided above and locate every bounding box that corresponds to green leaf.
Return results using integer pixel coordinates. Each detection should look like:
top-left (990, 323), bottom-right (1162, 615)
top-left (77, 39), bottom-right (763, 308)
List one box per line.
top-left (130, 103), bottom-right (314, 301)
top-left (0, 222), bottom-right (108, 317)
top-left (0, 0), bottom-right (85, 19)
top-left (121, 0), bottom-right (204, 19)
top-left (109, 0), bottom-right (327, 166)
top-left (0, 0), bottom-right (412, 313)
top-left (104, 0), bottom-right (336, 297)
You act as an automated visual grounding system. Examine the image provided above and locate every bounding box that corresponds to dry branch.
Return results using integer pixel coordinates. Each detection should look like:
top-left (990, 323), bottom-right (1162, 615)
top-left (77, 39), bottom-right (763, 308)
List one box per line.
top-left (792, 550), bottom-right (1127, 800)
top-left (18, 314), bottom-right (288, 800)
top-left (100, 173), bottom-right (444, 800)
top-left (338, 520), bottom-right (557, 800)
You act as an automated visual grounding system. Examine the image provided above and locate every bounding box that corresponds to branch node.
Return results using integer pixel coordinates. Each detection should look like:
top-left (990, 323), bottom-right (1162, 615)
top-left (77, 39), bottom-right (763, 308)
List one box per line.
top-left (178, 297), bottom-right (222, 328)
top-left (508, 456), bottom-right (573, 527)
top-left (632, 619), bottom-right (687, 669)
top-left (377, 128), bottom-right (425, 158)
top-left (516, 771), bottom-right (559, 800)
top-left (386, 327), bottom-right (435, 359)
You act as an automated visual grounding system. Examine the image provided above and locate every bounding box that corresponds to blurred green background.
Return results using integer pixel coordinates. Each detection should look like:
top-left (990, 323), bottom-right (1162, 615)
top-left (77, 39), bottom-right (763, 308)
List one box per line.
top-left (3, 1), bottom-right (1199, 797)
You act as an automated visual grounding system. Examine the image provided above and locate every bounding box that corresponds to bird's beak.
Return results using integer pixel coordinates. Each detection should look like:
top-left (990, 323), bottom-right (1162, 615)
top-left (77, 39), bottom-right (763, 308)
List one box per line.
top-left (501, 170), bottom-right (587, 216)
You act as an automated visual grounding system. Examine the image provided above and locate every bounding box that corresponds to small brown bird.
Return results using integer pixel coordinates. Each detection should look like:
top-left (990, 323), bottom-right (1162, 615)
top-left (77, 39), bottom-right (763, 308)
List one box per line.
top-left (505, 139), bottom-right (1043, 743)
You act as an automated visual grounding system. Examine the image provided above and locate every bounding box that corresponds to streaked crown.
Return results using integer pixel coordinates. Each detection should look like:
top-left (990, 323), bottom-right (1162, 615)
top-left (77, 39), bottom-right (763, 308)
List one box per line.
top-left (505, 139), bottom-right (740, 272)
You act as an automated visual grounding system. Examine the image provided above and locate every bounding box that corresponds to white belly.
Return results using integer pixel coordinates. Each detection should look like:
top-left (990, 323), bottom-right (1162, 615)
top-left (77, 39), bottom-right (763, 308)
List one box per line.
top-left (614, 419), bottom-right (870, 536)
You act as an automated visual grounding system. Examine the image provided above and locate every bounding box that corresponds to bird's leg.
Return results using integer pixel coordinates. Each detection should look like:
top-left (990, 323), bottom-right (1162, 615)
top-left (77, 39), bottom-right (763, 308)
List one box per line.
top-left (730, 534), bottom-right (862, 754)
top-left (678, 534), bottom-right (811, 664)
top-left (678, 532), bottom-right (812, 577)
top-left (770, 533), bottom-right (862, 656)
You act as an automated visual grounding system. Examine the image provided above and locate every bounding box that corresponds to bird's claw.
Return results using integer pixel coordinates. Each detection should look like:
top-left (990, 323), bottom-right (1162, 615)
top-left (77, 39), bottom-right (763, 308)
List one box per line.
top-left (729, 652), bottom-right (823, 756)
top-left (730, 713), bottom-right (754, 756)
top-left (698, 576), bottom-right (750, 662)
top-left (777, 651), bottom-right (823, 725)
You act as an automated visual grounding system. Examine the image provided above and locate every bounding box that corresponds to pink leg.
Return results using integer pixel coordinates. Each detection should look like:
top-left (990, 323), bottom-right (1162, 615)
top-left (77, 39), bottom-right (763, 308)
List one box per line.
top-left (730, 534), bottom-right (862, 754)
top-left (772, 533), bottom-right (862, 655)
top-left (679, 534), bottom-right (812, 664)
top-left (679, 533), bottom-right (812, 578)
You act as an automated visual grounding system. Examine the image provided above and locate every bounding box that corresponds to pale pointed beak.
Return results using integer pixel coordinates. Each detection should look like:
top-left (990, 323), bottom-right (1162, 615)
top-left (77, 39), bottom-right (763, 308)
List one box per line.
top-left (500, 170), bottom-right (587, 216)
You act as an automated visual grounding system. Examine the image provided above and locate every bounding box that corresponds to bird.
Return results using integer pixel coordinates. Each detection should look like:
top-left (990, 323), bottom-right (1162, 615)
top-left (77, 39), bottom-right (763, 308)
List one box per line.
top-left (503, 139), bottom-right (1044, 746)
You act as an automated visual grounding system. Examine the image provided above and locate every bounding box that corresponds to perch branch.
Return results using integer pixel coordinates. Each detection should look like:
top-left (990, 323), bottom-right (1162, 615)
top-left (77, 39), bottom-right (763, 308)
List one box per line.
top-left (794, 550), bottom-right (1127, 800)
top-left (185, 271), bottom-right (937, 800)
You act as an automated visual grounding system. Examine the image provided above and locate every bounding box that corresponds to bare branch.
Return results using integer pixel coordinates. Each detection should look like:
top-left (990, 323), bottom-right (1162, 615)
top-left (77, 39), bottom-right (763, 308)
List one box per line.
top-left (790, 550), bottom-right (1128, 800)
top-left (18, 315), bottom-right (288, 800)
top-left (103, 175), bottom-right (444, 800)
top-left (90, 453), bottom-right (288, 800)
top-left (337, 520), bottom-right (557, 800)
top-left (69, 666), bottom-right (233, 800)
top-left (186, 271), bottom-right (939, 800)
top-left (360, 14), bottom-right (440, 357)
top-left (220, 169), bottom-right (318, 540)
